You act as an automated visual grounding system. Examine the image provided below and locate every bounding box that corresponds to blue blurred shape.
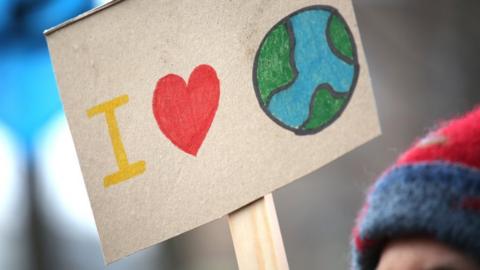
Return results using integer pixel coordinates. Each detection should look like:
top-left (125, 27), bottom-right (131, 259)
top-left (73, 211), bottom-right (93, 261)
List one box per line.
top-left (0, 0), bottom-right (14, 34)
top-left (0, 0), bottom-right (93, 149)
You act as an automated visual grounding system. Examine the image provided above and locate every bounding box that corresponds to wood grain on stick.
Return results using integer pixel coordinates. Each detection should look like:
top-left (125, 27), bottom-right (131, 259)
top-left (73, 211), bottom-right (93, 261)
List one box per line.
top-left (228, 194), bottom-right (289, 270)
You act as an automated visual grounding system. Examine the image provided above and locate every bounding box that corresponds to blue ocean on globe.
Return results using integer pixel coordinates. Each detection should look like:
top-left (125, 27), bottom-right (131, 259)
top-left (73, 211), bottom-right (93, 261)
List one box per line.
top-left (268, 10), bottom-right (355, 127)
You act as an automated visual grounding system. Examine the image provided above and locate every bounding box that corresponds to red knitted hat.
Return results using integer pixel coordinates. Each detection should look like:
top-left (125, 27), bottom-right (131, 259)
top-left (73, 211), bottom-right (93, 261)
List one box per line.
top-left (352, 107), bottom-right (480, 269)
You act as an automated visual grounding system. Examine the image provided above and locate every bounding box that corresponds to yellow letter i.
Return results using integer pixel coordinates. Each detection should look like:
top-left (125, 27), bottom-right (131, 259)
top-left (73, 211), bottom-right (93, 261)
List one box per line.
top-left (87, 95), bottom-right (146, 187)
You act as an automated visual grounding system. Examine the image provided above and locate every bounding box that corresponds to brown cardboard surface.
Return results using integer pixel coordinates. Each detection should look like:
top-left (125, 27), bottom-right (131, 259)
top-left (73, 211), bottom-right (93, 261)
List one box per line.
top-left (46, 0), bottom-right (380, 263)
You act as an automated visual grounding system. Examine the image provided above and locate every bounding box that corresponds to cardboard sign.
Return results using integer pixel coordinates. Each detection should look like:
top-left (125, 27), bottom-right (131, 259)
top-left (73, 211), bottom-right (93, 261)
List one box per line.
top-left (45, 0), bottom-right (380, 263)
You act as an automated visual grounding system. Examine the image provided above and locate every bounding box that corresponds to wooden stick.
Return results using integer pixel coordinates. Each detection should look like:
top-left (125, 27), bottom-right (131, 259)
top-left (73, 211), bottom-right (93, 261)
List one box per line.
top-left (228, 194), bottom-right (289, 270)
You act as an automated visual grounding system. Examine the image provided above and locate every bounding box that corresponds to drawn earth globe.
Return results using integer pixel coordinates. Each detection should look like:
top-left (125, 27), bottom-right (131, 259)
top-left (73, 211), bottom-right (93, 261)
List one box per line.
top-left (253, 6), bottom-right (359, 135)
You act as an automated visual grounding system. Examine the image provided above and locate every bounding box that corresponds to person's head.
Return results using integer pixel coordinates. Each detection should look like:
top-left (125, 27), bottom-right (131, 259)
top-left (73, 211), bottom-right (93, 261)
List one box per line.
top-left (352, 107), bottom-right (480, 270)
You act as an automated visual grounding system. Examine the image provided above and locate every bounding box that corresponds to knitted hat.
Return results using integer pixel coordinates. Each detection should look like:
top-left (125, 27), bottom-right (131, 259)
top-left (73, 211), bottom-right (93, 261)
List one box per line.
top-left (352, 107), bottom-right (480, 269)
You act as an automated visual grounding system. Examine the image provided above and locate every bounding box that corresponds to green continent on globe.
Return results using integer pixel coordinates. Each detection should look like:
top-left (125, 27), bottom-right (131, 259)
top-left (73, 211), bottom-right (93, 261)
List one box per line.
top-left (256, 23), bottom-right (294, 105)
top-left (327, 14), bottom-right (354, 61)
top-left (302, 87), bottom-right (347, 131)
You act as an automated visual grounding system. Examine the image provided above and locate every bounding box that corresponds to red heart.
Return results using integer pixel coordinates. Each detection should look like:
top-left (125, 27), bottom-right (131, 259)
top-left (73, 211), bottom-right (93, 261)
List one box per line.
top-left (152, 65), bottom-right (220, 156)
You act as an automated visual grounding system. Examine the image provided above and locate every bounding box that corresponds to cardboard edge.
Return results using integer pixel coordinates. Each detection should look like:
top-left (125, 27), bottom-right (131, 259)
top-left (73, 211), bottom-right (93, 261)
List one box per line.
top-left (44, 0), bottom-right (126, 36)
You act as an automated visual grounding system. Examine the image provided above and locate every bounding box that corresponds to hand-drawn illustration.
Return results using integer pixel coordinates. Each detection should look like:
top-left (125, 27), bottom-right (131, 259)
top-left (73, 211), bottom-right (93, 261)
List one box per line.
top-left (87, 95), bottom-right (146, 188)
top-left (253, 5), bottom-right (359, 135)
top-left (152, 64), bottom-right (220, 156)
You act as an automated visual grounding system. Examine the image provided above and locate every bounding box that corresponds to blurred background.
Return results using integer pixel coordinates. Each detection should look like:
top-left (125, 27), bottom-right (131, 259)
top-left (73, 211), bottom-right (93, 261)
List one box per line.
top-left (0, 0), bottom-right (479, 269)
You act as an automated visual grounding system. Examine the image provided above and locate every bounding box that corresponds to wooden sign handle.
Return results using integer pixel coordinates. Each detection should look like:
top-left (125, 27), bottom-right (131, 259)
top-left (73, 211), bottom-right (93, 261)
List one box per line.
top-left (228, 194), bottom-right (289, 270)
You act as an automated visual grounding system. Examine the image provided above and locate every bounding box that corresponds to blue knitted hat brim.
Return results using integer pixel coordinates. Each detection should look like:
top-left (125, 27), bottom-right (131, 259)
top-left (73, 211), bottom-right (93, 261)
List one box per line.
top-left (353, 162), bottom-right (480, 270)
